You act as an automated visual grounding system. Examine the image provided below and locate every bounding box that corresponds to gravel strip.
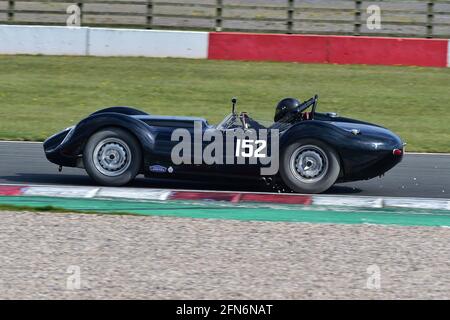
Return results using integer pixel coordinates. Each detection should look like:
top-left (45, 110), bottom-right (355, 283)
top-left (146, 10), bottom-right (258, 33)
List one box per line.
top-left (0, 210), bottom-right (449, 299)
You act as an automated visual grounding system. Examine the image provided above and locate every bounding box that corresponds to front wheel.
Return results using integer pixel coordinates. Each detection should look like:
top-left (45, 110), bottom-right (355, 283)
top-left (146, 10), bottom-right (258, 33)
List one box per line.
top-left (279, 139), bottom-right (340, 193)
top-left (83, 128), bottom-right (142, 186)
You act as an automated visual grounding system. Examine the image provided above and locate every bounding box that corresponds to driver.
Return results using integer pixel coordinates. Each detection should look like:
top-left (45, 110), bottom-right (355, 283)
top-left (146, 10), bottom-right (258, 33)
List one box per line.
top-left (240, 98), bottom-right (301, 130)
top-left (239, 97), bottom-right (302, 130)
top-left (274, 98), bottom-right (302, 122)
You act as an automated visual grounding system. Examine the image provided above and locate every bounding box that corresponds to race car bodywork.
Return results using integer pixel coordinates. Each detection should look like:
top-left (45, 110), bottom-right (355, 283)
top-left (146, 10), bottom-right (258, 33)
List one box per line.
top-left (44, 96), bottom-right (404, 193)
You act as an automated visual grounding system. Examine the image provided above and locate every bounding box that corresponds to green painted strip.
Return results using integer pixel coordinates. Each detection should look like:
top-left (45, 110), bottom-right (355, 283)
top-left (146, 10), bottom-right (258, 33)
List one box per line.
top-left (1, 196), bottom-right (450, 227)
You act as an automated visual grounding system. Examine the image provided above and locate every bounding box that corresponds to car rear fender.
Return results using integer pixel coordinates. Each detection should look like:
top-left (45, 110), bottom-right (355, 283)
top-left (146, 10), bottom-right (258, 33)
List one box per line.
top-left (89, 106), bottom-right (149, 117)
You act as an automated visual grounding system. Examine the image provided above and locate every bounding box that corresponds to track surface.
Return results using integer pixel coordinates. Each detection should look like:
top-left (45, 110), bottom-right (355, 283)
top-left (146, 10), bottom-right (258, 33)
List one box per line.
top-left (1, 141), bottom-right (449, 198)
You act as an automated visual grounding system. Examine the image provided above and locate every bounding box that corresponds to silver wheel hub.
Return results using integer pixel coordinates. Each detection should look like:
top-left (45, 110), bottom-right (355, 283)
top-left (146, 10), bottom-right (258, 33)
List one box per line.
top-left (289, 145), bottom-right (328, 183)
top-left (296, 151), bottom-right (323, 179)
top-left (93, 138), bottom-right (131, 177)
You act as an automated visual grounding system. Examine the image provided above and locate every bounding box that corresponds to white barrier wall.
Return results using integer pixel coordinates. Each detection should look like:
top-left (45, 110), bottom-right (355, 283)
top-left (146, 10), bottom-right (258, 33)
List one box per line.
top-left (0, 25), bottom-right (208, 59)
top-left (0, 25), bottom-right (88, 55)
top-left (89, 28), bottom-right (208, 58)
top-left (448, 40), bottom-right (450, 67)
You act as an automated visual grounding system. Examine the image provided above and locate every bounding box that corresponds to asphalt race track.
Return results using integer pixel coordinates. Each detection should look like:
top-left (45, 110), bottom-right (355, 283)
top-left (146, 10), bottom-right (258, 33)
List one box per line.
top-left (1, 141), bottom-right (449, 199)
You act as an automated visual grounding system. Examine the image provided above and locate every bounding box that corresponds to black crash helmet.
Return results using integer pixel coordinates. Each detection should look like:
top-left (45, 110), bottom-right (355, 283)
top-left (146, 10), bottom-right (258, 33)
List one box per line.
top-left (274, 98), bottom-right (301, 122)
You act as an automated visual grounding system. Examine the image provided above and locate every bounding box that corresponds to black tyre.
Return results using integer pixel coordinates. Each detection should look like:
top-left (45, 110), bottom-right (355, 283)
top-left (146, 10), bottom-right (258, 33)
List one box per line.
top-left (83, 127), bottom-right (142, 186)
top-left (279, 139), bottom-right (340, 193)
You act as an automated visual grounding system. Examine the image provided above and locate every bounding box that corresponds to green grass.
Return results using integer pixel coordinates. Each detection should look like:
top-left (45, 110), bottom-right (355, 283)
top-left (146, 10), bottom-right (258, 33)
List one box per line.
top-left (0, 203), bottom-right (132, 216)
top-left (0, 55), bottom-right (449, 152)
top-left (0, 203), bottom-right (81, 213)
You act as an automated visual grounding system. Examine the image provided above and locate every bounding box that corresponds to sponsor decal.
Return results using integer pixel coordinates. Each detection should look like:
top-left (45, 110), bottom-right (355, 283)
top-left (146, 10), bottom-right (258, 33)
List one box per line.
top-left (149, 165), bottom-right (168, 173)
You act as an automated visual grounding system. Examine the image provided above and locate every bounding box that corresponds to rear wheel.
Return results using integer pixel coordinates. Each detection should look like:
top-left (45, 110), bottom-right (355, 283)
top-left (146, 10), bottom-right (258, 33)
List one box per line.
top-left (279, 139), bottom-right (340, 193)
top-left (83, 128), bottom-right (142, 186)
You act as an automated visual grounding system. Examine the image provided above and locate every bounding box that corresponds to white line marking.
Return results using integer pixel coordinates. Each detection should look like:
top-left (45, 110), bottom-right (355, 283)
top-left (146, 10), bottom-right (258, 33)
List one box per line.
top-left (447, 39), bottom-right (450, 67)
top-left (406, 152), bottom-right (450, 156)
top-left (85, 187), bottom-right (100, 198)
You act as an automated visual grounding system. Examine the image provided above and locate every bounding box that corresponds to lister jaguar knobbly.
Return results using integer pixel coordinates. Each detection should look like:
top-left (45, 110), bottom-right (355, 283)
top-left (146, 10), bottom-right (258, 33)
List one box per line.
top-left (44, 95), bottom-right (404, 193)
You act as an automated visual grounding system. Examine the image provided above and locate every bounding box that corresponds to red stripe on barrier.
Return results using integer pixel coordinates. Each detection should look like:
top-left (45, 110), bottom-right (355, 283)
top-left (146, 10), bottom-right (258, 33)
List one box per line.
top-left (447, 40), bottom-right (450, 67)
top-left (208, 32), bottom-right (448, 67)
top-left (328, 36), bottom-right (447, 67)
top-left (170, 191), bottom-right (312, 205)
top-left (0, 185), bottom-right (25, 196)
top-left (209, 32), bottom-right (328, 63)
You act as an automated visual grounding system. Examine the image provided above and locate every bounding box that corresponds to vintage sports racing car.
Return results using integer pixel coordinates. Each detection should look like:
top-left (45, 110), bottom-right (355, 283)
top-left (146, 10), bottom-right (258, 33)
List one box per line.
top-left (44, 95), bottom-right (404, 193)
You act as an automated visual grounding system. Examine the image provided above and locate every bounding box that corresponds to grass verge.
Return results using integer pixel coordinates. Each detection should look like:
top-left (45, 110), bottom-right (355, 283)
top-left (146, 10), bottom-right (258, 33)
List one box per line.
top-left (1, 55), bottom-right (449, 152)
top-left (0, 203), bottom-right (131, 216)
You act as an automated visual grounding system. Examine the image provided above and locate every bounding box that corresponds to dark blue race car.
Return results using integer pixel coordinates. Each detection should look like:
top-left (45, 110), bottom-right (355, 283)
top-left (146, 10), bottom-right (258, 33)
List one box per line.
top-left (44, 95), bottom-right (404, 193)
